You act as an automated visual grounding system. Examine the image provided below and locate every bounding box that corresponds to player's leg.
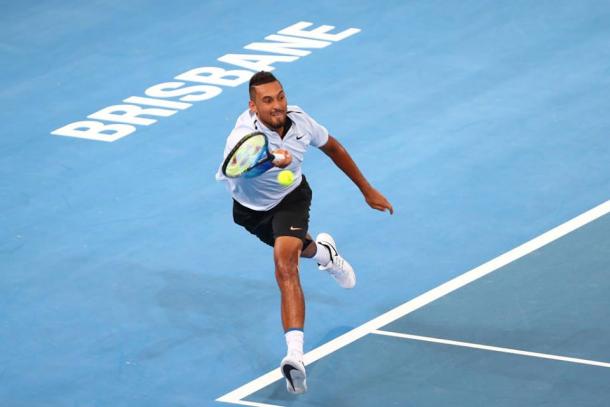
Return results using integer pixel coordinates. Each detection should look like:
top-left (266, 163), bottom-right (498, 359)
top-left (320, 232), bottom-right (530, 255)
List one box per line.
top-left (270, 178), bottom-right (312, 394)
top-left (300, 234), bottom-right (317, 258)
top-left (273, 236), bottom-right (305, 332)
top-left (273, 236), bottom-right (307, 394)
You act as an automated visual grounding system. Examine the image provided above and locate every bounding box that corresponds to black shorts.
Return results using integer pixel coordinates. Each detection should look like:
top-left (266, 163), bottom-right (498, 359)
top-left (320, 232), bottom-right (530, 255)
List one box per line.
top-left (233, 176), bottom-right (312, 247)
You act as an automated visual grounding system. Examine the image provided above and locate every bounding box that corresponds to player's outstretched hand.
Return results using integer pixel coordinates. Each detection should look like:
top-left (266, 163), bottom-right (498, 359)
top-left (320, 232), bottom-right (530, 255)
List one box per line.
top-left (363, 187), bottom-right (394, 214)
top-left (272, 149), bottom-right (292, 168)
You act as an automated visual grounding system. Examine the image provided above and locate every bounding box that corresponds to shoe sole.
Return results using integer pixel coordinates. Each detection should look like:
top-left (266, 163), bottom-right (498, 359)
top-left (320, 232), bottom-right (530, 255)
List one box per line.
top-left (281, 361), bottom-right (307, 394)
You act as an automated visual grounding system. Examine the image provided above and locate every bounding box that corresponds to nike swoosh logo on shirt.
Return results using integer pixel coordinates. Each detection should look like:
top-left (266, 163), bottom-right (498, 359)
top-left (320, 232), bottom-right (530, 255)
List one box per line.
top-left (296, 135), bottom-right (304, 140)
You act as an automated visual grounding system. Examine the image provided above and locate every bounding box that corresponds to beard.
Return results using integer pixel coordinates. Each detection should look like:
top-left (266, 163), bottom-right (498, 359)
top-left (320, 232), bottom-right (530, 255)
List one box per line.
top-left (264, 111), bottom-right (286, 130)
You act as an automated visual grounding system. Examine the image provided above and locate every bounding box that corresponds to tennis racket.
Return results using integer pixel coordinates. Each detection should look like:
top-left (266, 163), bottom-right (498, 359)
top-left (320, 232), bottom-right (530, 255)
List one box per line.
top-left (221, 132), bottom-right (285, 178)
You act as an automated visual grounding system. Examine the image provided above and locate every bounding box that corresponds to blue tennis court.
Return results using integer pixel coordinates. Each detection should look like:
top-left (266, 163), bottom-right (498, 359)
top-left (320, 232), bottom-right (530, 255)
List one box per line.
top-left (1, 1), bottom-right (609, 406)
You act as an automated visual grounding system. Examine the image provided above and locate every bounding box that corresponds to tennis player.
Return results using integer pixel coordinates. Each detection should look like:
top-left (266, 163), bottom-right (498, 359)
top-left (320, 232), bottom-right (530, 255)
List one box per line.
top-left (216, 71), bottom-right (393, 394)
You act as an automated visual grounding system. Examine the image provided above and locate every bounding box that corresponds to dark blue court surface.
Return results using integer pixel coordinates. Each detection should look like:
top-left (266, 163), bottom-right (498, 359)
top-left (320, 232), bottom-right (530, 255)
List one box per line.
top-left (243, 212), bottom-right (610, 406)
top-left (1, 1), bottom-right (609, 406)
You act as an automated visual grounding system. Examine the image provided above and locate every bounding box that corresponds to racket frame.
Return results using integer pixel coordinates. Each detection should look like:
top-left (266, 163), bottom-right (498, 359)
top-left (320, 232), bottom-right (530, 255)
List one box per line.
top-left (221, 131), bottom-right (283, 178)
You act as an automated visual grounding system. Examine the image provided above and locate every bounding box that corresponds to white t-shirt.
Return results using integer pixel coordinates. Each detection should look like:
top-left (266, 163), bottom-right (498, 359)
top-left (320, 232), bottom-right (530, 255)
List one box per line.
top-left (216, 105), bottom-right (329, 211)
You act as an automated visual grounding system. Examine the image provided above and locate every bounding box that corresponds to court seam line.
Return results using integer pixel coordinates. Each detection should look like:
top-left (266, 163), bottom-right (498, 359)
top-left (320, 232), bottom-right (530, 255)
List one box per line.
top-left (215, 400), bottom-right (283, 407)
top-left (371, 329), bottom-right (610, 369)
top-left (216, 199), bottom-right (610, 405)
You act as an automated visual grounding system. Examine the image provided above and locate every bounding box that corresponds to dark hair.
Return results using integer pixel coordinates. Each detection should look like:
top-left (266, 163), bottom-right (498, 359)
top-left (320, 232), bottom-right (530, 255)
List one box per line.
top-left (249, 71), bottom-right (280, 100)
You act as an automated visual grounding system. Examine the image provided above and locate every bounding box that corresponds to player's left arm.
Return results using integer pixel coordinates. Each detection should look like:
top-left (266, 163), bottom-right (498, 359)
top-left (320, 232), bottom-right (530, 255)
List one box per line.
top-left (320, 135), bottom-right (394, 215)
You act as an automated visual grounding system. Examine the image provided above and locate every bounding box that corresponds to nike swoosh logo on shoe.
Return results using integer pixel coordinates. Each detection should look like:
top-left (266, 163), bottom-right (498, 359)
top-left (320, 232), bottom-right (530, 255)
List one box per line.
top-left (282, 365), bottom-right (298, 391)
top-left (320, 241), bottom-right (338, 257)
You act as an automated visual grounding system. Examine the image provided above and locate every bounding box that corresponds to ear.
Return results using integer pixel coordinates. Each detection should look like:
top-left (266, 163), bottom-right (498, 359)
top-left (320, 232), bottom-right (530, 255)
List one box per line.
top-left (248, 100), bottom-right (256, 113)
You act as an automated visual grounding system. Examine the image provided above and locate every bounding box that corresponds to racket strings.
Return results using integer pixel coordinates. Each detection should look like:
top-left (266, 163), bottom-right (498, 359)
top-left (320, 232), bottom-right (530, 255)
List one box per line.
top-left (225, 134), bottom-right (267, 177)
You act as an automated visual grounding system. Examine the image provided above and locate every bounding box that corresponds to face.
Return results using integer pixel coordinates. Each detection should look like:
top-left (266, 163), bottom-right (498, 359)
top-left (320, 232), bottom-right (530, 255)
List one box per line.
top-left (249, 81), bottom-right (288, 131)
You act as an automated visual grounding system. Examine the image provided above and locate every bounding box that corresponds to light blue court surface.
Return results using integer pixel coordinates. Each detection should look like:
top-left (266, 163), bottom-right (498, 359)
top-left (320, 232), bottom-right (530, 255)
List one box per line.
top-left (1, 1), bottom-right (610, 406)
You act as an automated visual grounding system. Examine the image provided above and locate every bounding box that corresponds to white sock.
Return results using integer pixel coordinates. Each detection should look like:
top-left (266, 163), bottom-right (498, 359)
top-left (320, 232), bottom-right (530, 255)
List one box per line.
top-left (285, 329), bottom-right (304, 359)
top-left (312, 241), bottom-right (331, 266)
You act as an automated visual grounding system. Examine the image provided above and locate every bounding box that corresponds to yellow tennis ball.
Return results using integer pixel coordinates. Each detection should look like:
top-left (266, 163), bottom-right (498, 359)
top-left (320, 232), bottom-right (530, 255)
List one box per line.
top-left (277, 169), bottom-right (294, 186)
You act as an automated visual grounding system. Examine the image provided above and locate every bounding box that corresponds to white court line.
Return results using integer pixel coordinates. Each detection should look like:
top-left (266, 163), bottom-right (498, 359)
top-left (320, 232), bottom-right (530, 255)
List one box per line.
top-left (372, 330), bottom-right (610, 369)
top-left (216, 200), bottom-right (610, 405)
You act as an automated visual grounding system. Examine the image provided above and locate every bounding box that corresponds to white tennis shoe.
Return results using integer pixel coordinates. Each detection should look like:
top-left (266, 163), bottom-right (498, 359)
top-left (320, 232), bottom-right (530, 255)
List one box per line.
top-left (316, 233), bottom-right (356, 289)
top-left (280, 354), bottom-right (307, 394)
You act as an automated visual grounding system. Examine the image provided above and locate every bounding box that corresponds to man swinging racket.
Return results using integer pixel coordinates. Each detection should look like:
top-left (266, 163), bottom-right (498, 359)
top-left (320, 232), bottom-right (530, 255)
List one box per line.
top-left (216, 71), bottom-right (393, 394)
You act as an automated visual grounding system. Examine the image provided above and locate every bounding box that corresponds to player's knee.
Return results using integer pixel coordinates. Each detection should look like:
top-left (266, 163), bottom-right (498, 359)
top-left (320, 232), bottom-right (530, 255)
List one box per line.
top-left (274, 258), bottom-right (299, 282)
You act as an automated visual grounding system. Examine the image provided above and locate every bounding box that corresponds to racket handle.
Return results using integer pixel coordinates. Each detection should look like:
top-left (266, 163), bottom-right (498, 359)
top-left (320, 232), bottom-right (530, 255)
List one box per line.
top-left (272, 152), bottom-right (285, 163)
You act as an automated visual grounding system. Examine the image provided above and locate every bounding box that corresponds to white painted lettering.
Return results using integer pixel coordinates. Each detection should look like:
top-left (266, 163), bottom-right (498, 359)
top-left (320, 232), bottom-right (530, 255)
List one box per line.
top-left (244, 35), bottom-right (331, 56)
top-left (123, 96), bottom-right (192, 110)
top-left (51, 121), bottom-right (135, 142)
top-left (52, 21), bottom-right (361, 142)
top-left (175, 67), bottom-right (253, 87)
top-left (278, 21), bottom-right (361, 42)
top-left (217, 54), bottom-right (298, 72)
top-left (88, 105), bottom-right (177, 126)
top-left (144, 82), bottom-right (223, 102)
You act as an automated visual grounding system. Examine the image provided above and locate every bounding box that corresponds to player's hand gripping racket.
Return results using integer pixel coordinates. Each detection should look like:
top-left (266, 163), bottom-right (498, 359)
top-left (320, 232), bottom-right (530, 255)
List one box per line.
top-left (221, 132), bottom-right (286, 178)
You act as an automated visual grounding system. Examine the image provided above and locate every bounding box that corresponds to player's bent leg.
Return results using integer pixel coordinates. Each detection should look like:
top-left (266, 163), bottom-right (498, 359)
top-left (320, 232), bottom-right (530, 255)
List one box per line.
top-left (316, 233), bottom-right (356, 288)
top-left (300, 233), bottom-right (316, 258)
